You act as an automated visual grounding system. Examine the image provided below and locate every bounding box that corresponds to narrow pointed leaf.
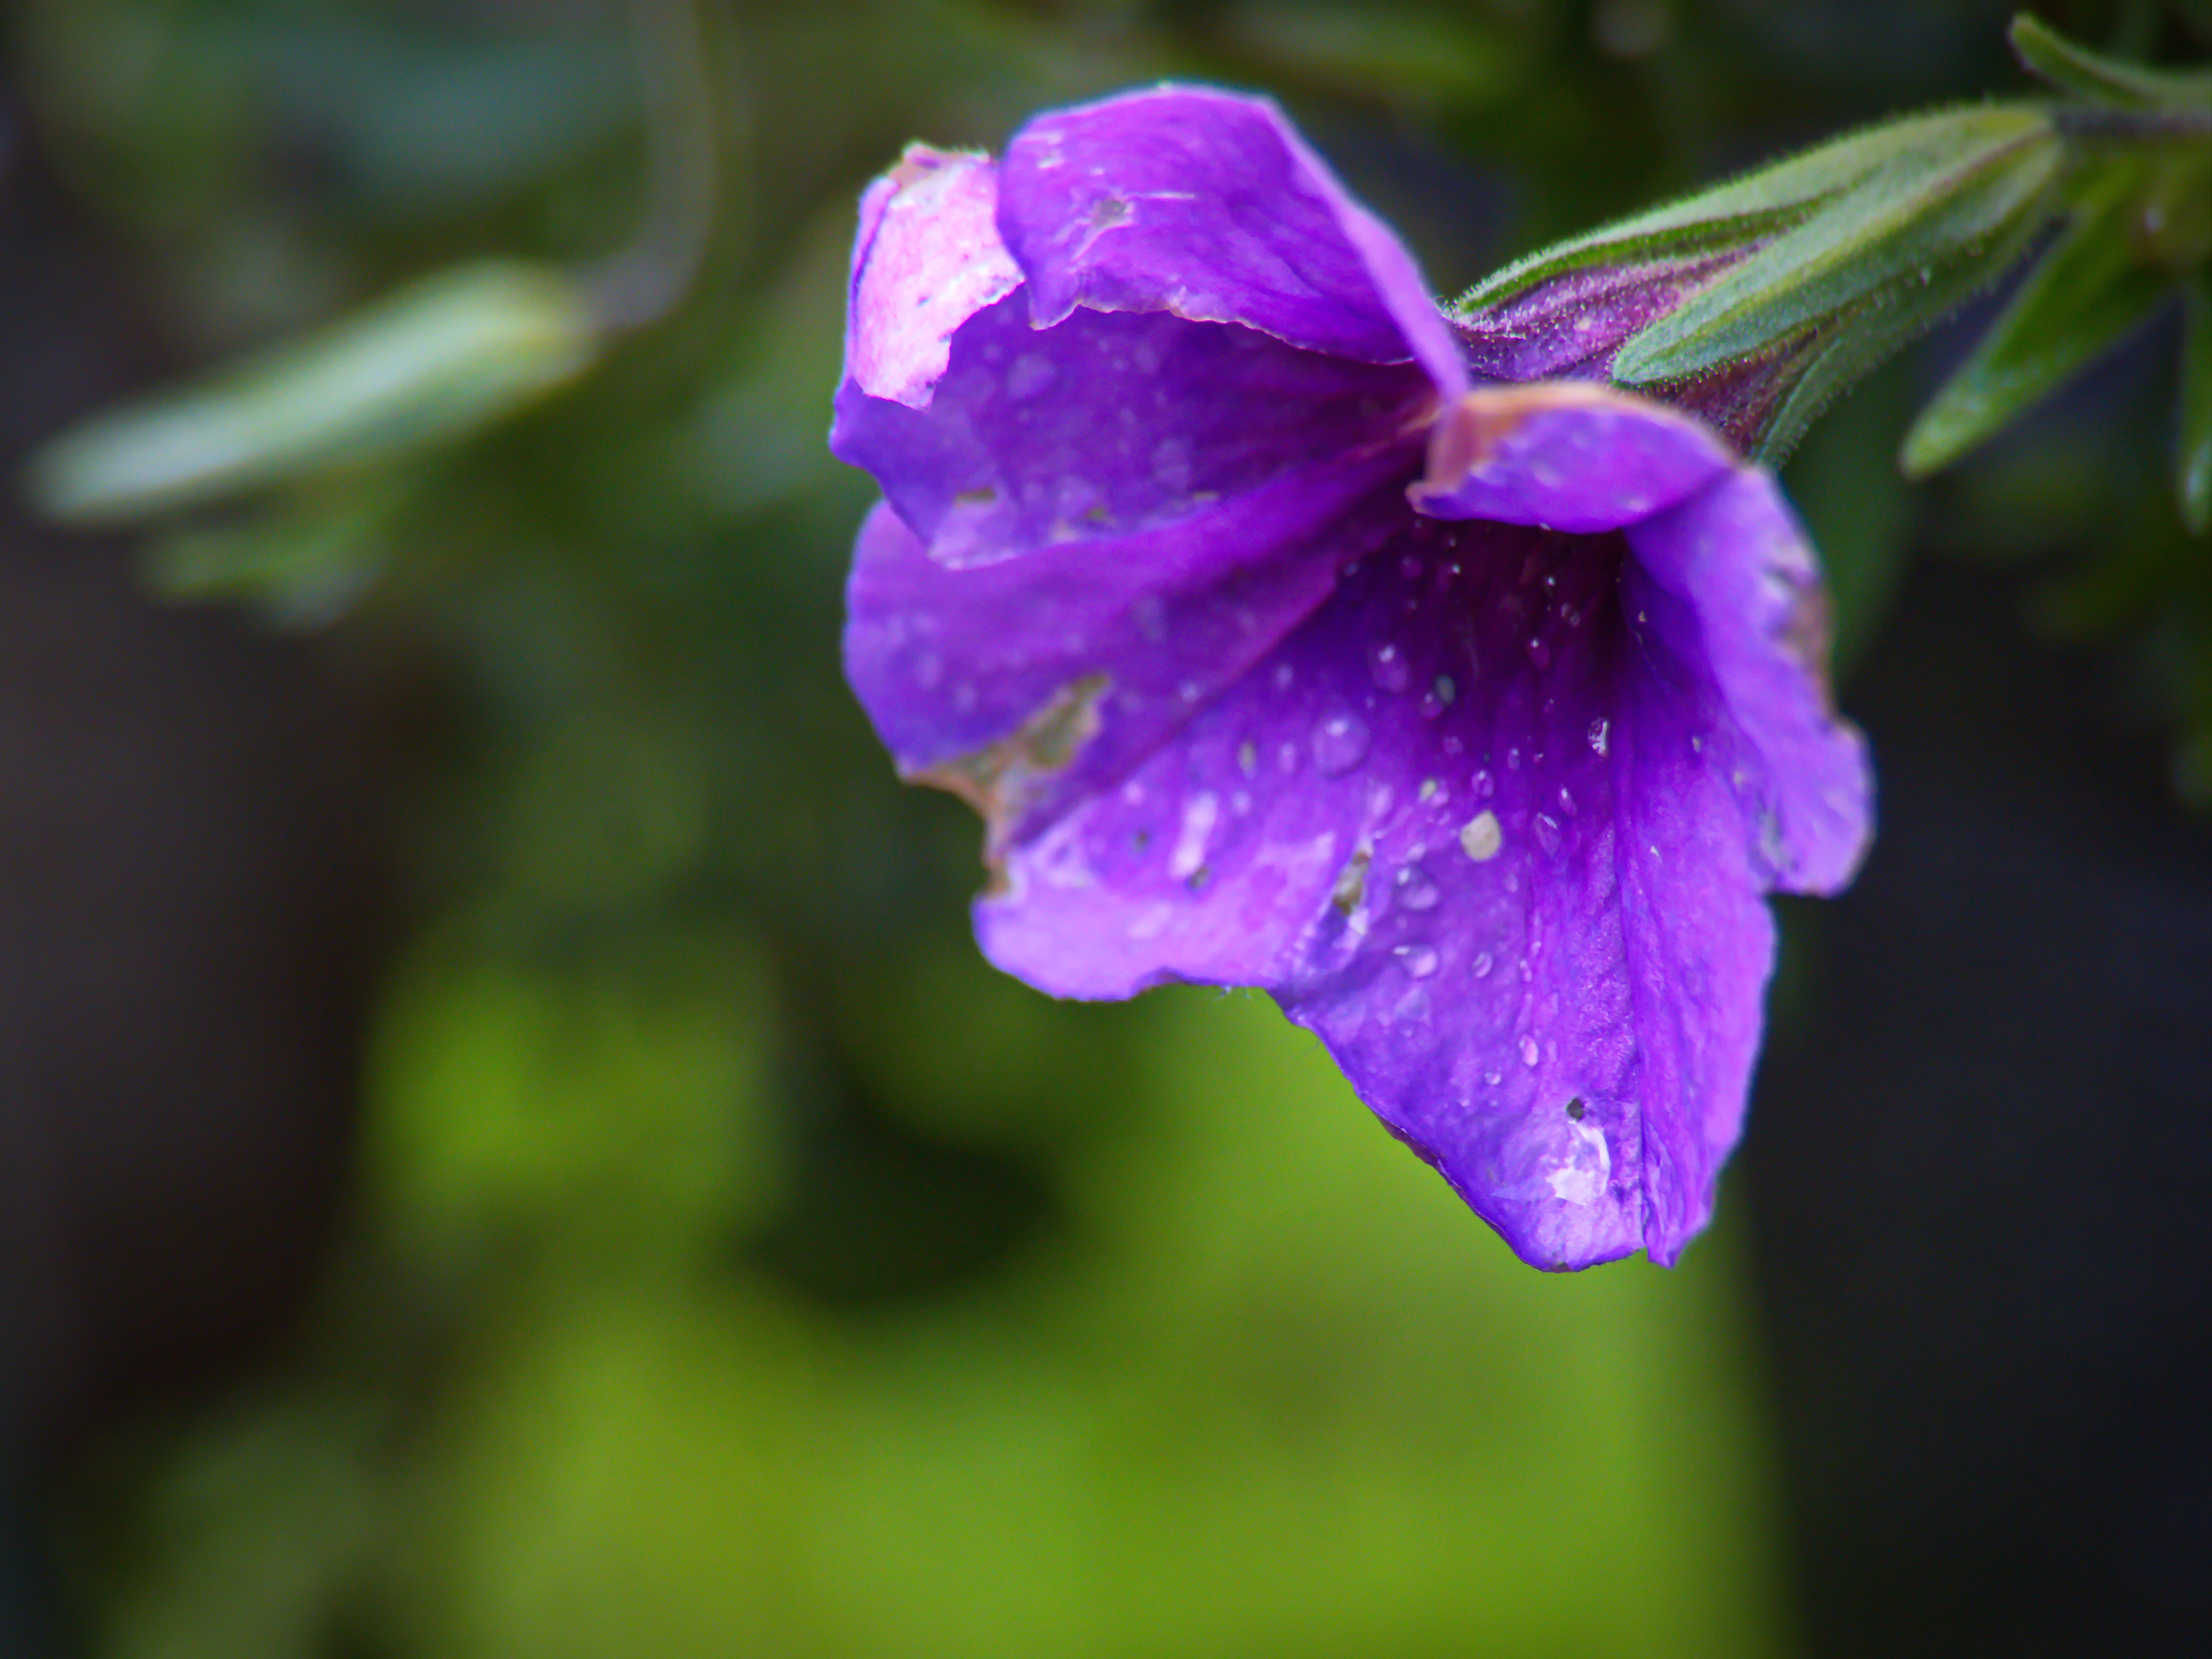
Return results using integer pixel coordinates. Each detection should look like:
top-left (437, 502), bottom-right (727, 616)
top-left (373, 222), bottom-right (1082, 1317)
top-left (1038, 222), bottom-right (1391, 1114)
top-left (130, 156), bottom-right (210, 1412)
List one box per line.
top-left (2011, 13), bottom-right (2212, 112)
top-left (2181, 273), bottom-right (2212, 534)
top-left (1902, 168), bottom-right (2176, 477)
top-left (25, 261), bottom-right (601, 527)
top-left (1614, 107), bottom-right (2063, 400)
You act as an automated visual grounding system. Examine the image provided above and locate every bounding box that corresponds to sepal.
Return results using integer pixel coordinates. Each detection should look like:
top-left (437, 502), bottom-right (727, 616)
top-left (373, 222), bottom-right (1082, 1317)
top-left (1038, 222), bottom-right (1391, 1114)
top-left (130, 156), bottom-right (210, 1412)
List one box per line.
top-left (1455, 106), bottom-right (2064, 462)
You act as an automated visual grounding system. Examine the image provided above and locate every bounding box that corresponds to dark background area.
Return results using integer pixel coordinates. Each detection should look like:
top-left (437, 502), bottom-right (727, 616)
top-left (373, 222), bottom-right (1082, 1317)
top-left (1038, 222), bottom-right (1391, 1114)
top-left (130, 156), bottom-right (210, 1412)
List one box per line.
top-left (2, 2), bottom-right (2207, 1655)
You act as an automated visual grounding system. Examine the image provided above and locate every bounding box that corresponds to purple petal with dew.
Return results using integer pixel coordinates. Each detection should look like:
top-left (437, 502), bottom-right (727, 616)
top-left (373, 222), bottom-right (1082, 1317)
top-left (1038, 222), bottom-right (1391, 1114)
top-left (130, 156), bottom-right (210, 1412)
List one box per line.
top-left (833, 293), bottom-right (1433, 569)
top-left (1625, 467), bottom-right (1872, 894)
top-left (843, 146), bottom-right (1023, 410)
top-left (1000, 85), bottom-right (1468, 400)
top-left (844, 447), bottom-right (1418, 857)
top-left (963, 450), bottom-right (1864, 1268)
top-left (1410, 383), bottom-right (1735, 534)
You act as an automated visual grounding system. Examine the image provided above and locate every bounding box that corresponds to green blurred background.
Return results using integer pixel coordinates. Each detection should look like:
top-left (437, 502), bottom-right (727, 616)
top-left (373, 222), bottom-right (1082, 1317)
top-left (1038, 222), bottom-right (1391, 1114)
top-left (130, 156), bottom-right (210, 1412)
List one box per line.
top-left (4, 3), bottom-right (2209, 1657)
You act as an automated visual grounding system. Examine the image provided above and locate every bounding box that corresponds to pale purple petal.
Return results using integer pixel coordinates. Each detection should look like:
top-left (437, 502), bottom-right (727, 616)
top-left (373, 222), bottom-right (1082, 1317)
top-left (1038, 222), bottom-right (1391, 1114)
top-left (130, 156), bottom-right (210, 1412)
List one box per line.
top-left (999, 86), bottom-right (1469, 400)
top-left (833, 293), bottom-right (1430, 568)
top-left (1626, 468), bottom-right (1872, 894)
top-left (843, 147), bottom-right (1022, 409)
top-left (1410, 383), bottom-right (1735, 533)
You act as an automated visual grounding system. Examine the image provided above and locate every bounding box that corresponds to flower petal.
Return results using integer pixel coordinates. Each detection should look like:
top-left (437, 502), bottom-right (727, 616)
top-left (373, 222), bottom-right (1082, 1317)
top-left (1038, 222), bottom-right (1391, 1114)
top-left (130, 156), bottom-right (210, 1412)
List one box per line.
top-left (1410, 383), bottom-right (1735, 533)
top-left (1625, 467), bottom-right (1873, 894)
top-left (843, 450), bottom-right (1416, 856)
top-left (964, 483), bottom-right (1849, 1268)
top-left (999, 86), bottom-right (1469, 400)
top-left (833, 293), bottom-right (1430, 568)
top-left (843, 146), bottom-right (1023, 409)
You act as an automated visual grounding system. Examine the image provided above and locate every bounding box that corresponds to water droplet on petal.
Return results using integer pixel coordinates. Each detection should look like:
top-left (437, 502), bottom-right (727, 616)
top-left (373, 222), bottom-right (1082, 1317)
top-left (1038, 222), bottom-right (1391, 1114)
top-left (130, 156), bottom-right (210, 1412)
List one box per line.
top-left (1367, 641), bottom-right (1411, 693)
top-left (1588, 718), bottom-right (1609, 757)
top-left (1506, 748), bottom-right (1521, 772)
top-left (1473, 768), bottom-right (1495, 799)
top-left (1471, 951), bottom-right (1494, 978)
top-left (1277, 741), bottom-right (1301, 775)
top-left (1459, 811), bottom-right (1503, 861)
top-left (1394, 866), bottom-right (1441, 911)
top-left (1417, 776), bottom-right (1442, 804)
top-left (1394, 942), bottom-right (1439, 979)
top-left (1533, 813), bottom-right (1561, 856)
top-left (1238, 741), bottom-right (1257, 777)
top-left (1557, 786), bottom-right (1576, 817)
top-left (1526, 636), bottom-right (1552, 669)
top-left (1519, 1034), bottom-right (1541, 1068)
top-left (1312, 708), bottom-right (1371, 775)
top-left (1484, 1069), bottom-right (1503, 1087)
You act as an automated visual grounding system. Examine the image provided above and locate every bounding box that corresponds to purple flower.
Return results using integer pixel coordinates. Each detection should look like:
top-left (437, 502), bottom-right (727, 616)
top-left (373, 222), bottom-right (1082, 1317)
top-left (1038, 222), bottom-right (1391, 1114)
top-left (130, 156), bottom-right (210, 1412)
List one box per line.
top-left (831, 87), bottom-right (1872, 1269)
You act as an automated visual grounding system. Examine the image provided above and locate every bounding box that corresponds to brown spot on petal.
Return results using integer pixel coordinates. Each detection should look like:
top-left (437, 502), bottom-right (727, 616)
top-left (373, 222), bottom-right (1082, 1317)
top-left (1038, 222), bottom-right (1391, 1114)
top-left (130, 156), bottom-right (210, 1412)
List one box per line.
top-left (1331, 844), bottom-right (1372, 916)
top-left (910, 674), bottom-right (1110, 863)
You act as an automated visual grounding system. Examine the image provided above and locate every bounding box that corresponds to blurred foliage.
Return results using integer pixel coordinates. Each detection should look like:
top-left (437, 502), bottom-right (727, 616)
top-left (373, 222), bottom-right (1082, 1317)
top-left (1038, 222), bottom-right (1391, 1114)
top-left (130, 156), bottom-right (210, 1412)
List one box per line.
top-left (20, 2), bottom-right (2212, 1656)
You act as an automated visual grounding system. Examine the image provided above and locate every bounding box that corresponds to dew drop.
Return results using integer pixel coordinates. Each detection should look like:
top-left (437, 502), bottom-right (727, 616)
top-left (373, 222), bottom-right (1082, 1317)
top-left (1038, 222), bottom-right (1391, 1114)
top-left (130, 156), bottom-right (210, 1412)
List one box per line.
top-left (1367, 641), bottom-right (1411, 693)
top-left (1432, 673), bottom-right (1455, 705)
top-left (1519, 1034), bottom-right (1541, 1068)
top-left (1484, 1068), bottom-right (1503, 1087)
top-left (1459, 810), bottom-right (1503, 861)
top-left (1526, 635), bottom-right (1552, 669)
top-left (1473, 768), bottom-right (1494, 799)
top-left (1238, 740), bottom-right (1258, 778)
top-left (1394, 942), bottom-right (1440, 979)
top-left (1588, 717), bottom-right (1609, 757)
top-left (1277, 741), bottom-right (1300, 774)
top-left (1312, 708), bottom-right (1372, 775)
top-left (1417, 776), bottom-right (1442, 804)
top-left (1394, 866), bottom-right (1441, 911)
top-left (1506, 748), bottom-right (1521, 772)
top-left (1533, 813), bottom-right (1561, 856)
top-left (1471, 950), bottom-right (1494, 978)
top-left (1557, 786), bottom-right (1576, 817)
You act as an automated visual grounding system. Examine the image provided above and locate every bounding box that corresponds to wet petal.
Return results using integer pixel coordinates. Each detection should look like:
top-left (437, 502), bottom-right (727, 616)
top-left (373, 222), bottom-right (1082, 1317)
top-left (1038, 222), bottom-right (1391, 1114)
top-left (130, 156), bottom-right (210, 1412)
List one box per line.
top-left (843, 449), bottom-right (1415, 854)
top-left (1411, 383), bottom-right (1734, 533)
top-left (833, 294), bottom-right (1430, 568)
top-left (1625, 467), bottom-right (1872, 894)
top-left (843, 146), bottom-right (1023, 409)
top-left (970, 502), bottom-right (1828, 1268)
top-left (1000, 86), bottom-right (1468, 400)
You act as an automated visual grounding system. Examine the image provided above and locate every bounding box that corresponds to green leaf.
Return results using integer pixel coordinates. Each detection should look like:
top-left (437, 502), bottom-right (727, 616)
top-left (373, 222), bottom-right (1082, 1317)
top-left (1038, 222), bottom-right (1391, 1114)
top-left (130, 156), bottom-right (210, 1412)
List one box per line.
top-left (1612, 106), bottom-right (2064, 432)
top-left (1901, 166), bottom-right (2176, 477)
top-left (25, 260), bottom-right (601, 527)
top-left (2010, 13), bottom-right (2212, 113)
top-left (2181, 272), bottom-right (2212, 533)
